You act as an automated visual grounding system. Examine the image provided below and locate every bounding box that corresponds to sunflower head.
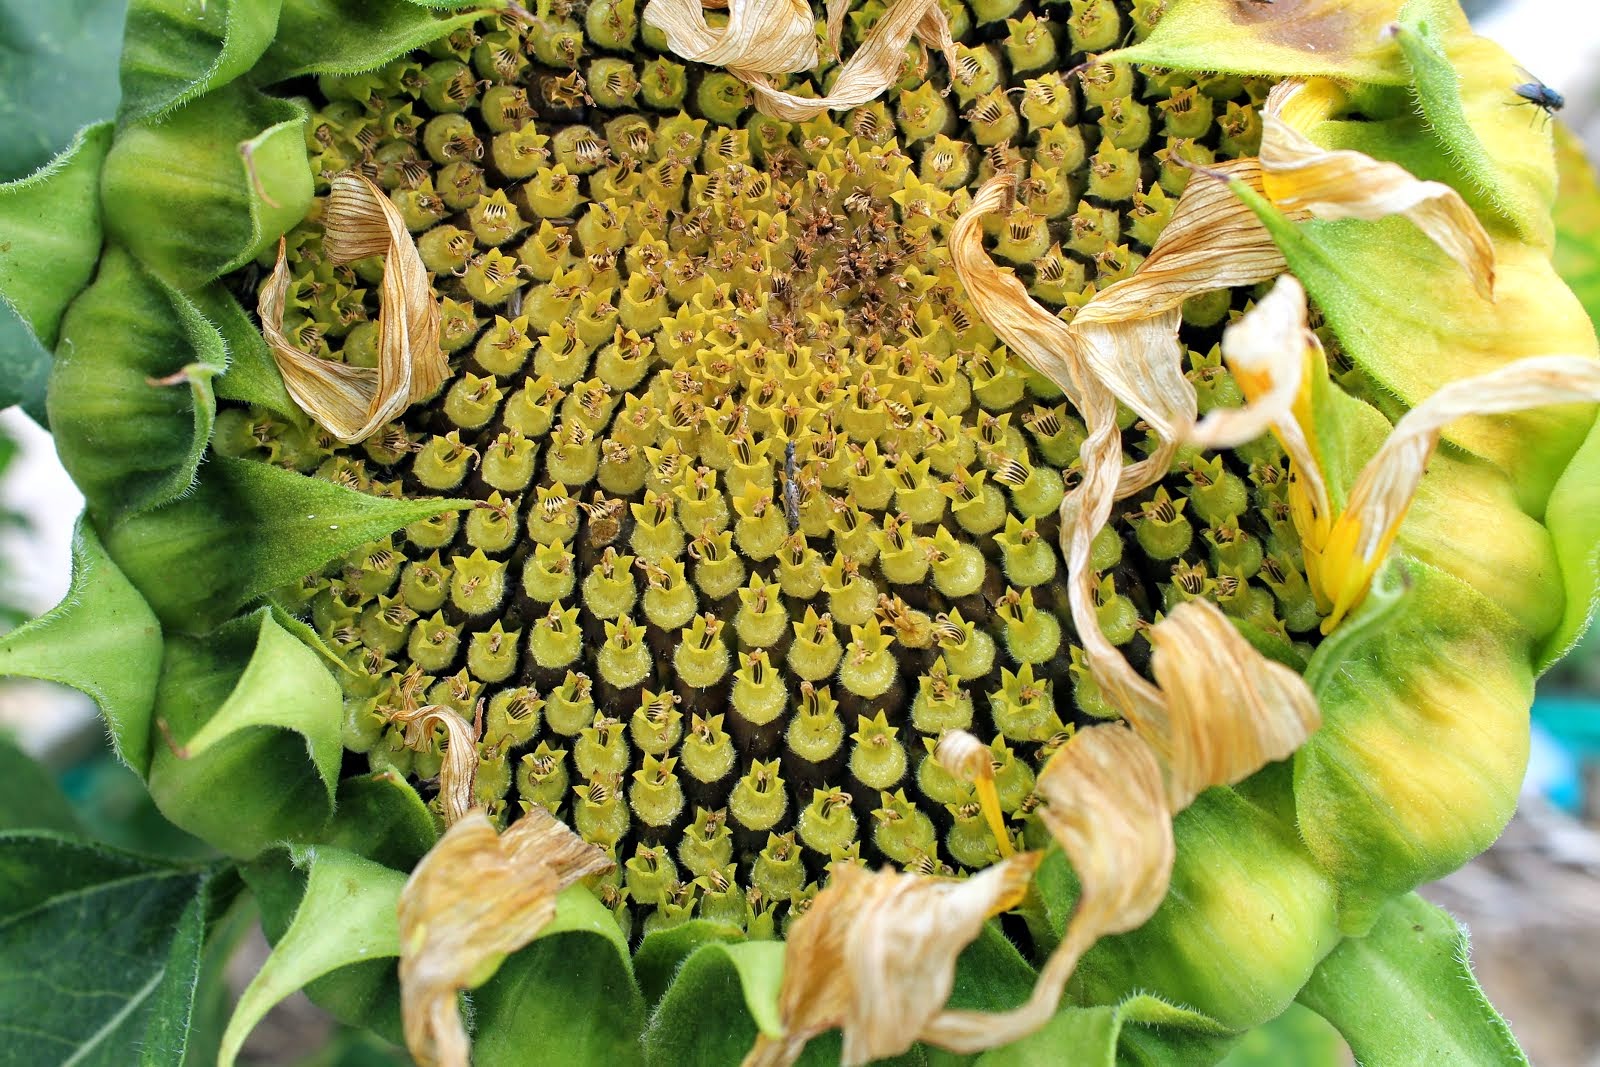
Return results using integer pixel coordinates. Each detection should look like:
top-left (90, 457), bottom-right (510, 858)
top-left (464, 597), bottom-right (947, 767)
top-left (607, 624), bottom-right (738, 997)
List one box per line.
top-left (2, 0), bottom-right (1596, 1063)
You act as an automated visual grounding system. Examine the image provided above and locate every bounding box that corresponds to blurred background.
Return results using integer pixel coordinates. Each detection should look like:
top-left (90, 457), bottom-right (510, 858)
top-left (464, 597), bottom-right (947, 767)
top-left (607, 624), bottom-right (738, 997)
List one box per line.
top-left (3, 0), bottom-right (1599, 1063)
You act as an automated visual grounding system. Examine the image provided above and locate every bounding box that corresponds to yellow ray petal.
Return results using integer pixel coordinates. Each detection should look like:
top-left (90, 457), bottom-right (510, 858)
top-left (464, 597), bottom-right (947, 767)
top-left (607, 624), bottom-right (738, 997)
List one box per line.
top-left (743, 0), bottom-right (956, 122)
top-left (398, 806), bottom-right (612, 1067)
top-left (259, 172), bottom-right (446, 443)
top-left (742, 852), bottom-right (1042, 1067)
top-left (641, 0), bottom-right (818, 76)
top-left (1261, 80), bottom-right (1496, 299)
top-left (389, 704), bottom-right (478, 826)
top-left (1321, 355), bottom-right (1600, 630)
top-left (918, 724), bottom-right (1173, 1052)
top-left (933, 729), bottom-right (1012, 857)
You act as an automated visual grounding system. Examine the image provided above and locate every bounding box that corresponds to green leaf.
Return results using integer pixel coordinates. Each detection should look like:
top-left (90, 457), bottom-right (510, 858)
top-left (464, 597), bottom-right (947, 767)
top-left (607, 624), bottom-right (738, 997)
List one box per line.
top-left (0, 120), bottom-right (114, 417)
top-left (146, 608), bottom-right (343, 856)
top-left (0, 734), bottom-right (81, 835)
top-left (101, 80), bottom-right (313, 289)
top-left (51, 245), bottom-right (222, 521)
top-left (119, 0), bottom-right (283, 124)
top-left (0, 520), bottom-right (163, 775)
top-left (1392, 0), bottom-right (1551, 245)
top-left (472, 887), bottom-right (646, 1067)
top-left (1296, 892), bottom-right (1527, 1065)
top-left (974, 993), bottom-right (1233, 1067)
top-left (0, 832), bottom-right (223, 1067)
top-left (254, 0), bottom-right (492, 82)
top-left (101, 454), bottom-right (466, 633)
top-left (0, 1), bottom-right (128, 182)
top-left (222, 845), bottom-right (408, 1067)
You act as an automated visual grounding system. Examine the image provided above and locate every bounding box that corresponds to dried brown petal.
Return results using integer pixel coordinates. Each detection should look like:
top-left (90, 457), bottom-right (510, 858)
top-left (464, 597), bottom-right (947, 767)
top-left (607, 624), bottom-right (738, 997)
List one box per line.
top-left (389, 704), bottom-right (478, 826)
top-left (1147, 599), bottom-right (1322, 809)
top-left (642, 0), bottom-right (819, 76)
top-left (743, 0), bottom-right (957, 121)
top-left (399, 806), bottom-right (613, 1067)
top-left (919, 724), bottom-right (1173, 1052)
top-left (1261, 79), bottom-right (1496, 299)
top-left (1074, 158), bottom-right (1290, 323)
top-left (743, 852), bottom-right (1041, 1067)
top-left (260, 172), bottom-right (447, 442)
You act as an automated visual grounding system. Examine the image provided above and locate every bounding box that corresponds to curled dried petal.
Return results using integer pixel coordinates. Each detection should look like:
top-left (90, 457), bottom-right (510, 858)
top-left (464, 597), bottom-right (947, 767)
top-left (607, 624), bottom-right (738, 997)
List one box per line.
top-left (1261, 79), bottom-right (1496, 299)
top-left (1190, 274), bottom-right (1333, 541)
top-left (1320, 354), bottom-right (1600, 628)
top-left (1147, 600), bottom-right (1323, 810)
top-left (642, 0), bottom-right (818, 75)
top-left (743, 0), bottom-right (957, 121)
top-left (399, 806), bottom-right (613, 1067)
top-left (920, 724), bottom-right (1173, 1052)
top-left (260, 172), bottom-right (446, 442)
top-left (744, 852), bottom-right (1042, 1067)
top-left (1075, 158), bottom-right (1290, 324)
top-left (389, 704), bottom-right (478, 826)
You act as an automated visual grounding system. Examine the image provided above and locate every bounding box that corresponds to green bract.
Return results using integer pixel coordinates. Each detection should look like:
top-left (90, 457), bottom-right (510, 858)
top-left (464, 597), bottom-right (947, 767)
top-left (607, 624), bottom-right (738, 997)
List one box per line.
top-left (2, 0), bottom-right (1597, 1062)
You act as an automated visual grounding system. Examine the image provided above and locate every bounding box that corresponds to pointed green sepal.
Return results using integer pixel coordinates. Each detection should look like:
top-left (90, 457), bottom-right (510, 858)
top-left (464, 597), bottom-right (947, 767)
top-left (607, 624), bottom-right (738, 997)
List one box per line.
top-left (146, 608), bottom-right (343, 856)
top-left (0, 520), bottom-right (163, 776)
top-left (0, 121), bottom-right (114, 416)
top-left (1298, 561), bottom-right (1533, 932)
top-left (254, 0), bottom-right (493, 83)
top-left (223, 844), bottom-right (409, 1067)
top-left (471, 887), bottom-right (646, 1067)
top-left (119, 0), bottom-right (285, 125)
top-left (101, 454), bottom-right (467, 633)
top-left (974, 993), bottom-right (1236, 1067)
top-left (101, 81), bottom-right (313, 289)
top-left (51, 246), bottom-right (222, 521)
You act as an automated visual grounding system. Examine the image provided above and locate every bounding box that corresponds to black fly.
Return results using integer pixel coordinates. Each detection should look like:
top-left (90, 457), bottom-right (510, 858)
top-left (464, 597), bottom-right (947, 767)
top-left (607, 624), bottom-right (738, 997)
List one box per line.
top-left (1512, 69), bottom-right (1564, 125)
top-left (783, 440), bottom-right (801, 533)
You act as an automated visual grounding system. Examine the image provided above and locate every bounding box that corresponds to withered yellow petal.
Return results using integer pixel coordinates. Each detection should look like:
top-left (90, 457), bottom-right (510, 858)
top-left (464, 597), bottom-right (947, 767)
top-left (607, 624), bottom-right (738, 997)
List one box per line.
top-left (389, 704), bottom-right (478, 826)
top-left (642, 0), bottom-right (818, 76)
top-left (920, 724), bottom-right (1173, 1052)
top-left (743, 853), bottom-right (1041, 1067)
top-left (259, 172), bottom-right (446, 443)
top-left (1262, 80), bottom-right (1496, 299)
top-left (398, 806), bottom-right (613, 1067)
top-left (1322, 355), bottom-right (1600, 630)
